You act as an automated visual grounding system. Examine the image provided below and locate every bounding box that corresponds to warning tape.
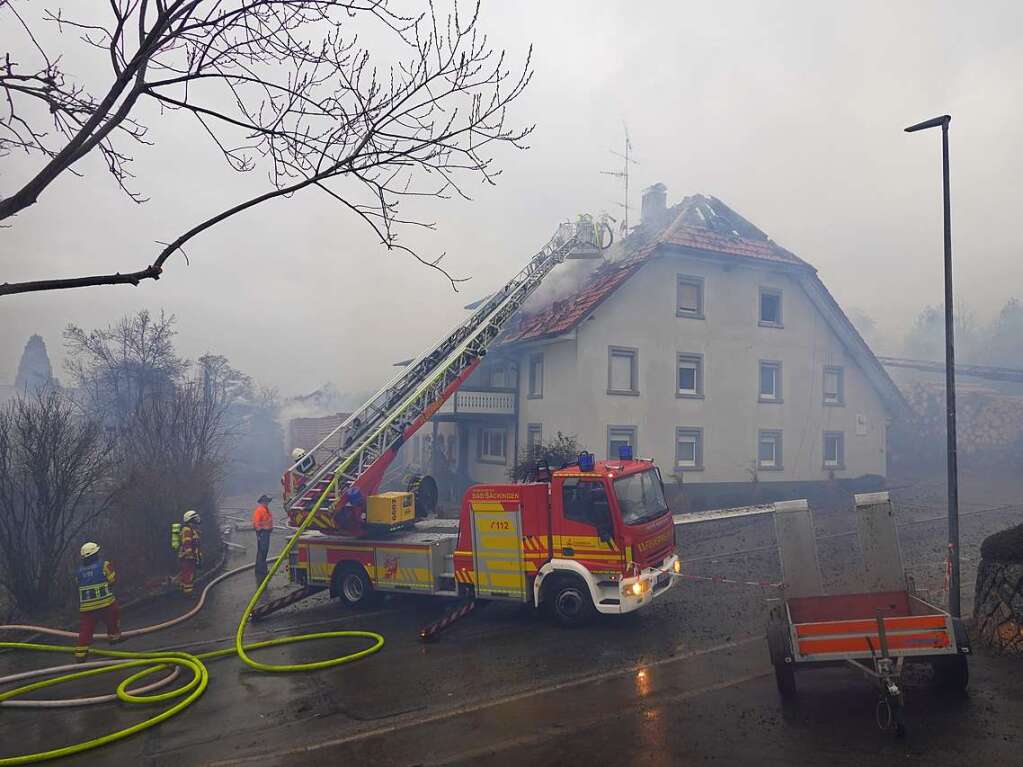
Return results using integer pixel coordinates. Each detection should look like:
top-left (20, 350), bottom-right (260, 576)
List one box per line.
top-left (673, 572), bottom-right (782, 590)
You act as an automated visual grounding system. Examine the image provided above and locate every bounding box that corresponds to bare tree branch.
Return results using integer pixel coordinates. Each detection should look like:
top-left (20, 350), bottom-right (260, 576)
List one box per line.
top-left (1, 0), bottom-right (533, 296)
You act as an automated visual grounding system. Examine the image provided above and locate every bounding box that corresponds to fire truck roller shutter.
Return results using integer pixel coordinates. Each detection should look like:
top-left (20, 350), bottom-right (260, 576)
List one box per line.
top-left (470, 501), bottom-right (527, 601)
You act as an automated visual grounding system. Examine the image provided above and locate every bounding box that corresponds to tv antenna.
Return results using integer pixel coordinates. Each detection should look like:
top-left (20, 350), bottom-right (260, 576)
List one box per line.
top-left (601, 123), bottom-right (639, 233)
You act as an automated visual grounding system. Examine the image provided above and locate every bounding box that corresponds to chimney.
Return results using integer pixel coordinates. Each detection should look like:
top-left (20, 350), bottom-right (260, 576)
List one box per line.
top-left (641, 183), bottom-right (668, 227)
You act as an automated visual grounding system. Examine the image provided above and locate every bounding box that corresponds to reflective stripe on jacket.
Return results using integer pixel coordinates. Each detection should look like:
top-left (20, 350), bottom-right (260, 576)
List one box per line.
top-left (179, 525), bottom-right (201, 562)
top-left (252, 504), bottom-right (273, 531)
top-left (77, 560), bottom-right (116, 612)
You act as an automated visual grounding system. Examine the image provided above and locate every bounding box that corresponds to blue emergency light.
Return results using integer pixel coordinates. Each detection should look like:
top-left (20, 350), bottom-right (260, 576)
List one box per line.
top-left (578, 451), bottom-right (595, 472)
top-left (618, 444), bottom-right (633, 461)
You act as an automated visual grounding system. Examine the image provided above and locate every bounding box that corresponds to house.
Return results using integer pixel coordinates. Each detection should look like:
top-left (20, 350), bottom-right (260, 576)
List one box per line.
top-left (420, 185), bottom-right (908, 509)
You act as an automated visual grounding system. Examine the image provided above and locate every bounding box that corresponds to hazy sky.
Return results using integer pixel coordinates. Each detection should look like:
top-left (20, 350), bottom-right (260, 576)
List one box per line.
top-left (3, 0), bottom-right (1023, 395)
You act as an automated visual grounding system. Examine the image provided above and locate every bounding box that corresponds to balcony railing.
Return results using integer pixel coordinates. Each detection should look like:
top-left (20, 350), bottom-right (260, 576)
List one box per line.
top-left (436, 389), bottom-right (515, 416)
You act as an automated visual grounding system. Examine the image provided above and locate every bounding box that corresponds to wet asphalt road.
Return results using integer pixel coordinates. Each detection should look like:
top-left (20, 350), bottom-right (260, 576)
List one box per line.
top-left (2, 471), bottom-right (1023, 766)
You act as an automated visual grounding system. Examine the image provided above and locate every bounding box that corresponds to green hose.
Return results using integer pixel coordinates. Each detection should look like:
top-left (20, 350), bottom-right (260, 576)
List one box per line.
top-left (0, 474), bottom-right (384, 765)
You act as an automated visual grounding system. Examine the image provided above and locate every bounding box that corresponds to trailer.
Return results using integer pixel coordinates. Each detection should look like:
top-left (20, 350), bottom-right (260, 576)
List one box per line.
top-left (766, 495), bottom-right (970, 736)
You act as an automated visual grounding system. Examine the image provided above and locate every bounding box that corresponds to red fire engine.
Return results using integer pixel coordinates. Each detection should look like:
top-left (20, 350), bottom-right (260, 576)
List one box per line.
top-left (287, 452), bottom-right (680, 626)
top-left (264, 217), bottom-right (679, 629)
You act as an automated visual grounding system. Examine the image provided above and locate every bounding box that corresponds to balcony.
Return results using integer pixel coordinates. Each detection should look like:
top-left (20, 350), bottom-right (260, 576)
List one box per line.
top-left (436, 389), bottom-right (515, 417)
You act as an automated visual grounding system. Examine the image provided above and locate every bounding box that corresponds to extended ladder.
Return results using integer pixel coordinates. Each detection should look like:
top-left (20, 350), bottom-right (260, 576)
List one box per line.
top-left (284, 217), bottom-right (610, 530)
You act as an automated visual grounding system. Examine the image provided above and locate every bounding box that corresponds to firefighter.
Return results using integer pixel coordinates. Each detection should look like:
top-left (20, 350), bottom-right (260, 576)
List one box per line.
top-left (178, 510), bottom-right (202, 597)
top-left (75, 542), bottom-right (121, 661)
top-left (252, 494), bottom-right (273, 584)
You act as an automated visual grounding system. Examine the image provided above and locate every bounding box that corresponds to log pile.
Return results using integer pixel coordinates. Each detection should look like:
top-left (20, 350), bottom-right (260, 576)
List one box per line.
top-left (974, 558), bottom-right (1023, 654)
top-left (900, 382), bottom-right (1023, 456)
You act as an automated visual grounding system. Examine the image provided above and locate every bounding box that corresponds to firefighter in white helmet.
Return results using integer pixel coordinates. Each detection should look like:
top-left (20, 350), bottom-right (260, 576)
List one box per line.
top-left (178, 510), bottom-right (202, 596)
top-left (283, 447), bottom-right (316, 502)
top-left (75, 542), bottom-right (121, 660)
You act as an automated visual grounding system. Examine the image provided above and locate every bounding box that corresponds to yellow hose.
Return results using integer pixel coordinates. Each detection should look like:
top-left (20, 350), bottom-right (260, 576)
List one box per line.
top-left (0, 475), bottom-right (384, 765)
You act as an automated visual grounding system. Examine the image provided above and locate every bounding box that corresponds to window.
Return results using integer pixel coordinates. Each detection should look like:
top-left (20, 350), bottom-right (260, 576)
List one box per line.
top-left (607, 425), bottom-right (637, 460)
top-left (759, 288), bottom-right (783, 327)
top-left (562, 478), bottom-right (612, 528)
top-left (824, 431), bottom-right (845, 468)
top-left (608, 347), bottom-right (639, 395)
top-left (527, 423), bottom-right (543, 451)
top-left (759, 361), bottom-right (782, 402)
top-left (758, 430), bottom-right (783, 470)
top-left (489, 363), bottom-right (513, 389)
top-left (677, 275), bottom-right (704, 318)
top-left (528, 353), bottom-right (544, 398)
top-left (478, 427), bottom-right (507, 464)
top-left (677, 354), bottom-right (703, 398)
top-left (675, 428), bottom-right (704, 470)
top-left (824, 366), bottom-right (844, 405)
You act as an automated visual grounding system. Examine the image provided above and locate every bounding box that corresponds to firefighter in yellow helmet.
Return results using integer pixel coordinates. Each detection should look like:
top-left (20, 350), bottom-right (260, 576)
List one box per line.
top-left (178, 510), bottom-right (202, 596)
top-left (75, 542), bottom-right (121, 660)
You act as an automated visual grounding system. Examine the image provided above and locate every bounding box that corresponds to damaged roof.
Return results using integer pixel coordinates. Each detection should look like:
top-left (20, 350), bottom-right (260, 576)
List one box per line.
top-left (500, 194), bottom-right (808, 346)
top-left (497, 192), bottom-right (908, 415)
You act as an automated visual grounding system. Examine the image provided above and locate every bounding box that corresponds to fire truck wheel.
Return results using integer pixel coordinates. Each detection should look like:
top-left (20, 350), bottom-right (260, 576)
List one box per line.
top-left (547, 575), bottom-right (596, 628)
top-left (333, 565), bottom-right (379, 609)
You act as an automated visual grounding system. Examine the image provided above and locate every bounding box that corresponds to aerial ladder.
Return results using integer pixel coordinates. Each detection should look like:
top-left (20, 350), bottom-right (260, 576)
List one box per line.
top-left (282, 215), bottom-right (613, 535)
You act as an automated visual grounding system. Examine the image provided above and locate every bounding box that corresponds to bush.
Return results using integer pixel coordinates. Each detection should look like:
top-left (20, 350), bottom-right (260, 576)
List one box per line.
top-left (981, 524), bottom-right (1023, 564)
top-left (508, 432), bottom-right (585, 482)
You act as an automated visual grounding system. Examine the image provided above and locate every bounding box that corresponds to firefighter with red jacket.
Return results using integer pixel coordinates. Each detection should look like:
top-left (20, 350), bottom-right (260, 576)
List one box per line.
top-left (75, 542), bottom-right (121, 660)
top-left (178, 510), bottom-right (202, 596)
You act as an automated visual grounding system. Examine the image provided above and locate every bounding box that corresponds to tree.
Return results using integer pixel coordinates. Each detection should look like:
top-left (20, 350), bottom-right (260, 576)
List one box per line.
top-left (0, 0), bottom-right (533, 296)
top-left (508, 432), bottom-right (583, 482)
top-left (63, 309), bottom-right (186, 421)
top-left (985, 298), bottom-right (1023, 368)
top-left (13, 334), bottom-right (56, 393)
top-left (902, 304), bottom-right (980, 363)
top-left (0, 389), bottom-right (114, 613)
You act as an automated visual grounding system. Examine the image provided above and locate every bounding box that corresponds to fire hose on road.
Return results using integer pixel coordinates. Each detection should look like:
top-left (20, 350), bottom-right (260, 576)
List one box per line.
top-left (0, 475), bottom-right (385, 766)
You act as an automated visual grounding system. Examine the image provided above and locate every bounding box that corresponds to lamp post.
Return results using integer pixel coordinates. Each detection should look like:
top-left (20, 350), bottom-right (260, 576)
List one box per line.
top-left (904, 114), bottom-right (960, 618)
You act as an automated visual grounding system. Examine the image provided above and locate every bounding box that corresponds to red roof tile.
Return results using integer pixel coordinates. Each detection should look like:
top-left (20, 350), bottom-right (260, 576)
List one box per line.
top-left (500, 195), bottom-right (809, 346)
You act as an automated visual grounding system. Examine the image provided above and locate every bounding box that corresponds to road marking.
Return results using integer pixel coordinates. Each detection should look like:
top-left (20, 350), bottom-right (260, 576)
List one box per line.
top-left (208, 635), bottom-right (764, 766)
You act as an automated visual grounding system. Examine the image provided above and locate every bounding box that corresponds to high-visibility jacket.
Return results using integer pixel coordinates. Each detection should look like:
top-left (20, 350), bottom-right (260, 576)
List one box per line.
top-left (179, 524), bottom-right (201, 563)
top-left (252, 503), bottom-right (273, 531)
top-left (77, 560), bottom-right (116, 612)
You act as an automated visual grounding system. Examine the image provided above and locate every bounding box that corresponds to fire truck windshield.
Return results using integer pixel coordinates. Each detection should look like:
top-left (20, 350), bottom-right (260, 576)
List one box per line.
top-left (614, 470), bottom-right (669, 525)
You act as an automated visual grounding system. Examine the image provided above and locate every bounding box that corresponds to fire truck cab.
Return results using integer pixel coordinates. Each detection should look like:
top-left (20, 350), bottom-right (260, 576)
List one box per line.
top-left (289, 452), bottom-right (680, 626)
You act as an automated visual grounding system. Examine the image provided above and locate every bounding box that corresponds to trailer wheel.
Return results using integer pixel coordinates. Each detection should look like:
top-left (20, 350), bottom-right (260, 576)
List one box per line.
top-left (774, 662), bottom-right (796, 698)
top-left (767, 618), bottom-right (796, 698)
top-left (933, 654), bottom-right (969, 693)
top-left (333, 565), bottom-right (379, 609)
top-left (547, 575), bottom-right (596, 628)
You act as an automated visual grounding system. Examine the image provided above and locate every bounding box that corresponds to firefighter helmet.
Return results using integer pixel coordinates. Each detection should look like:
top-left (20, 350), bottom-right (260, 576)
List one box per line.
top-left (183, 510), bottom-right (200, 524)
top-left (80, 542), bottom-right (100, 559)
top-left (291, 448), bottom-right (306, 461)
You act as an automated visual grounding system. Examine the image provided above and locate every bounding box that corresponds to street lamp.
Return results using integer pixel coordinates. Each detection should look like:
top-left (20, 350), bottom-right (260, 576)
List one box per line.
top-left (904, 114), bottom-right (960, 618)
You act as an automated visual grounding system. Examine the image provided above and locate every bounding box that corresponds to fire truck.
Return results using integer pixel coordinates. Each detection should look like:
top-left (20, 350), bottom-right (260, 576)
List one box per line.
top-left (267, 216), bottom-right (680, 628)
top-left (287, 453), bottom-right (680, 626)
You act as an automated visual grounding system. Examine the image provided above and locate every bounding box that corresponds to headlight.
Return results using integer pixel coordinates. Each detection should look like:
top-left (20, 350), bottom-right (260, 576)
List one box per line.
top-left (673, 559), bottom-right (682, 574)
top-left (623, 580), bottom-right (650, 597)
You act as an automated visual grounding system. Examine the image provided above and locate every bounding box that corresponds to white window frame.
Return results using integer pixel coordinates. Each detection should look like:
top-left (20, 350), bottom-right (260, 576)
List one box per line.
top-left (758, 360), bottom-right (782, 403)
top-left (675, 427), bottom-right (704, 471)
top-left (607, 346), bottom-right (639, 396)
top-left (823, 366), bottom-right (844, 406)
top-left (527, 423), bottom-right (543, 452)
top-left (478, 427), bottom-right (507, 465)
top-left (677, 353), bottom-right (704, 399)
top-left (823, 431), bottom-right (845, 469)
top-left (758, 430), bottom-right (783, 471)
top-left (528, 353), bottom-right (544, 399)
top-left (759, 287), bottom-right (783, 328)
top-left (676, 275), bottom-right (705, 319)
top-left (607, 425), bottom-right (637, 460)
